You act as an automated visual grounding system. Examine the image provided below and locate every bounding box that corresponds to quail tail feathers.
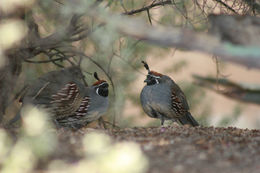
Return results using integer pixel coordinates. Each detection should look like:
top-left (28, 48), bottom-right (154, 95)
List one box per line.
top-left (178, 112), bottom-right (199, 127)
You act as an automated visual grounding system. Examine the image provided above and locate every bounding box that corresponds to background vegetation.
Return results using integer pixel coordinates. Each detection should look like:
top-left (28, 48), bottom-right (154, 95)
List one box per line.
top-left (1, 0), bottom-right (260, 173)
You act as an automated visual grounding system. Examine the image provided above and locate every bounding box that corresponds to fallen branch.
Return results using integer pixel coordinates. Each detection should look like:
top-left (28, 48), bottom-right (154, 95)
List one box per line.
top-left (193, 74), bottom-right (260, 105)
top-left (92, 9), bottom-right (260, 69)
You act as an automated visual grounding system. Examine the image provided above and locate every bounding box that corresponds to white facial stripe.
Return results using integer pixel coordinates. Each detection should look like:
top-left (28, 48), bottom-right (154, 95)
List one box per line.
top-left (97, 82), bottom-right (107, 87)
top-left (96, 88), bottom-right (99, 95)
top-left (155, 79), bottom-right (159, 84)
top-left (149, 74), bottom-right (161, 79)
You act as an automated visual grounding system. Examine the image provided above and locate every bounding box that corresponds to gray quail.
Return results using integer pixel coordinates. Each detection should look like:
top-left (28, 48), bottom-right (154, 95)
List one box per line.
top-left (11, 67), bottom-right (109, 129)
top-left (140, 61), bottom-right (199, 127)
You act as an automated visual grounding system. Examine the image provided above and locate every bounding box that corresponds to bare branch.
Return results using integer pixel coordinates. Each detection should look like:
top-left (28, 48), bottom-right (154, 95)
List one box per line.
top-left (22, 57), bottom-right (65, 64)
top-left (213, 0), bottom-right (239, 14)
top-left (241, 0), bottom-right (260, 14)
top-left (123, 0), bottom-right (180, 15)
top-left (20, 14), bottom-right (89, 60)
top-left (146, 9), bottom-right (152, 25)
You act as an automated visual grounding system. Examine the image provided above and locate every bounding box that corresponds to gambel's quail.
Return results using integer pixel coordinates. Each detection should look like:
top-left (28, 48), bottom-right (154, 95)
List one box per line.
top-left (10, 67), bottom-right (109, 129)
top-left (140, 61), bottom-right (199, 127)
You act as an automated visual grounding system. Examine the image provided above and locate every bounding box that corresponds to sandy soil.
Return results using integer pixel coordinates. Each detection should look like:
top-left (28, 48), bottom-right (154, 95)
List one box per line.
top-left (53, 125), bottom-right (260, 173)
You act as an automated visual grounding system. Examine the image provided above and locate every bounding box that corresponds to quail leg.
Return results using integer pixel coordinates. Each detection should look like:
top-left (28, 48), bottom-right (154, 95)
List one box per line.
top-left (160, 116), bottom-right (165, 126)
top-left (160, 116), bottom-right (167, 132)
top-left (53, 119), bottom-right (61, 128)
top-left (98, 117), bottom-right (107, 129)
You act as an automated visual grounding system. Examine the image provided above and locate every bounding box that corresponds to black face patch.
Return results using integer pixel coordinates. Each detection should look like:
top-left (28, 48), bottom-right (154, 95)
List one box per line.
top-left (145, 75), bottom-right (160, 86)
top-left (95, 82), bottom-right (109, 97)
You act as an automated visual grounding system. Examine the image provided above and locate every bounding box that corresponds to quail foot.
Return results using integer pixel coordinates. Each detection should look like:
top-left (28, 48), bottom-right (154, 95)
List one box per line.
top-left (10, 67), bottom-right (109, 129)
top-left (140, 61), bottom-right (199, 127)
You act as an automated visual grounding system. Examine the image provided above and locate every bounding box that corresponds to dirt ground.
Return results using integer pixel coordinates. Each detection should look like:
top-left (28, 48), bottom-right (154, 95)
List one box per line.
top-left (52, 124), bottom-right (260, 173)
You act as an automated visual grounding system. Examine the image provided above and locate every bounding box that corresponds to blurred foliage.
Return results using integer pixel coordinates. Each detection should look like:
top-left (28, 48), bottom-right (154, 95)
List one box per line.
top-left (217, 105), bottom-right (243, 127)
top-left (166, 59), bottom-right (188, 73)
top-left (1, 106), bottom-right (57, 173)
top-left (0, 107), bottom-right (148, 173)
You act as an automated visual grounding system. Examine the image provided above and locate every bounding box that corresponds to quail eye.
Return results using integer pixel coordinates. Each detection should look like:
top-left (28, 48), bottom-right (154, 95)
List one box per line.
top-left (101, 83), bottom-right (109, 88)
top-left (96, 82), bottom-right (109, 97)
top-left (145, 75), bottom-right (160, 85)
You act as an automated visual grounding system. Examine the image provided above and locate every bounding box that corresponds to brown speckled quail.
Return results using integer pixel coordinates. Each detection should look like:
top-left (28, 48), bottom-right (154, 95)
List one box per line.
top-left (10, 67), bottom-right (109, 129)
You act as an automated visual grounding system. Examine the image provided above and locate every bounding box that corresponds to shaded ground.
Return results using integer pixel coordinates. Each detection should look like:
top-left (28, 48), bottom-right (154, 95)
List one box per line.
top-left (54, 125), bottom-right (260, 173)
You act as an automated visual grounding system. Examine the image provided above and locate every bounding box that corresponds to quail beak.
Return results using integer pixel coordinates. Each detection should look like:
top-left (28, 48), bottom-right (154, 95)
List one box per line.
top-left (144, 78), bottom-right (149, 83)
